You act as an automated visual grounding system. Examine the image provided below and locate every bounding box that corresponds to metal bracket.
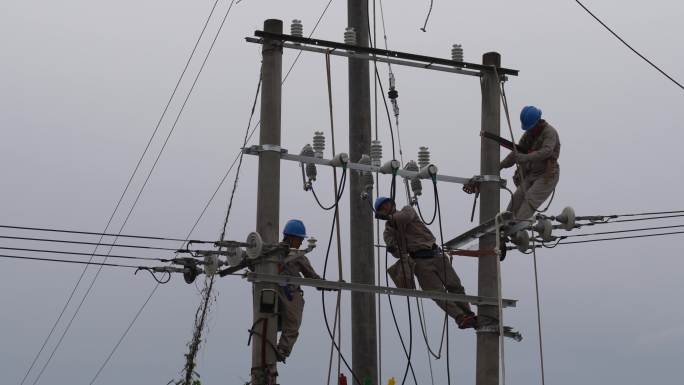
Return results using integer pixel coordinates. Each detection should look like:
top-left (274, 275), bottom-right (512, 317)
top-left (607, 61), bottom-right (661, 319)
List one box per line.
top-left (244, 272), bottom-right (517, 307)
top-left (472, 174), bottom-right (507, 188)
top-left (243, 145), bottom-right (287, 155)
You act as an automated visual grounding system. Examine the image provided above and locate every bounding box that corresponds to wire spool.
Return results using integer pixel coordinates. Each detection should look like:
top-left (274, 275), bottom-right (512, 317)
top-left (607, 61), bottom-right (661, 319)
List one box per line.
top-left (313, 131), bottom-right (325, 158)
top-left (300, 144), bottom-right (317, 181)
top-left (404, 160), bottom-right (422, 196)
top-left (417, 146), bottom-right (430, 169)
top-left (344, 27), bottom-right (357, 46)
top-left (451, 44), bottom-right (464, 62)
top-left (291, 19), bottom-right (303, 38)
top-left (245, 232), bottom-right (263, 260)
top-left (370, 140), bottom-right (382, 167)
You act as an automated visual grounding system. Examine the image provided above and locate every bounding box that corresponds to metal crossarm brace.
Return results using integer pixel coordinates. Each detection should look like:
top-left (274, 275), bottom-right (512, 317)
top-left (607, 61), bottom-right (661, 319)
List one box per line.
top-left (244, 272), bottom-right (517, 307)
top-left (246, 38), bottom-right (482, 77)
top-left (444, 211), bottom-right (532, 249)
top-left (243, 145), bottom-right (506, 187)
top-left (251, 31), bottom-right (519, 77)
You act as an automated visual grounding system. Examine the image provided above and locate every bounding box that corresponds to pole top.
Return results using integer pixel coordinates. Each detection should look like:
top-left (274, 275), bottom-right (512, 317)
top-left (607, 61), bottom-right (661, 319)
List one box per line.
top-left (482, 52), bottom-right (501, 66)
top-left (264, 19), bottom-right (283, 33)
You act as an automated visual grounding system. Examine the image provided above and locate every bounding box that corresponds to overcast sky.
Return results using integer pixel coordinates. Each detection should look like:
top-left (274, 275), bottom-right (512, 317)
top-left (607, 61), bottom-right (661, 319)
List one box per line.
top-left (1, 0), bottom-right (683, 384)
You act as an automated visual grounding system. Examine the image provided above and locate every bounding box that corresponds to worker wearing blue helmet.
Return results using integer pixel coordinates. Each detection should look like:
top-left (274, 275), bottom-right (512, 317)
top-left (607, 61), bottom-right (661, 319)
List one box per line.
top-left (500, 106), bottom-right (561, 220)
top-left (275, 219), bottom-right (321, 362)
top-left (374, 197), bottom-right (478, 329)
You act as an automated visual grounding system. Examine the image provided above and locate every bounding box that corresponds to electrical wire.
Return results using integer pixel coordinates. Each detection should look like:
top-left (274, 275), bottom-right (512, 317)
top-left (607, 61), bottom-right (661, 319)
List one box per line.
top-left (0, 235), bottom-right (180, 252)
top-left (17, 0), bottom-right (225, 376)
top-left (420, 0), bottom-right (434, 32)
top-left (562, 224), bottom-right (684, 238)
top-left (0, 225), bottom-right (211, 244)
top-left (89, 44), bottom-right (260, 385)
top-left (572, 0), bottom-right (684, 91)
top-left (0, 246), bottom-right (170, 263)
top-left (0, 253), bottom-right (148, 270)
top-left (558, 230), bottom-right (684, 245)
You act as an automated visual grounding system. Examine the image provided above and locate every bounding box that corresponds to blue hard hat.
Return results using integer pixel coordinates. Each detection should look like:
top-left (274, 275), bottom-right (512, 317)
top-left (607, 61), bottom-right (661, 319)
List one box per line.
top-left (374, 196), bottom-right (394, 212)
top-left (520, 106), bottom-right (542, 131)
top-left (283, 219), bottom-right (306, 238)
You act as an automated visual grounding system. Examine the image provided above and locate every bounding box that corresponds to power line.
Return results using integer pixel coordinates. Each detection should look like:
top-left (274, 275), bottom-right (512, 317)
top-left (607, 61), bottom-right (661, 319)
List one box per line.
top-left (559, 230), bottom-right (684, 245)
top-left (90, 2), bottom-right (338, 382)
top-left (0, 235), bottom-right (180, 252)
top-left (17, 0), bottom-right (225, 376)
top-left (0, 246), bottom-right (168, 262)
top-left (572, 0), bottom-right (684, 91)
top-left (26, 2), bottom-right (239, 383)
top-left (0, 254), bottom-right (146, 270)
top-left (0, 224), bottom-right (211, 244)
top-left (562, 224), bottom-right (684, 239)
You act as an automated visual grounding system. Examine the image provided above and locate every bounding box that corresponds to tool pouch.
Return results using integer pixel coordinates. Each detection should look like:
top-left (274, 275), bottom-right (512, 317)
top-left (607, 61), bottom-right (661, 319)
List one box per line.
top-left (387, 257), bottom-right (416, 289)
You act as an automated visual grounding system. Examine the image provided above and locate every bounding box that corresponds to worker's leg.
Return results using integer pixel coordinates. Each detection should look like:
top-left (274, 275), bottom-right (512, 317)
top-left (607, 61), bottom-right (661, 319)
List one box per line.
top-left (506, 178), bottom-right (534, 217)
top-left (387, 258), bottom-right (416, 289)
top-left (413, 258), bottom-right (465, 320)
top-left (276, 289), bottom-right (305, 359)
top-left (433, 255), bottom-right (473, 315)
top-left (515, 170), bottom-right (560, 220)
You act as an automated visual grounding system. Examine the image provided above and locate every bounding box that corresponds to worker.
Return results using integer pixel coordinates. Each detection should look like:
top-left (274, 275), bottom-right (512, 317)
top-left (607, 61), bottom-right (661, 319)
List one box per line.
top-left (500, 106), bottom-right (561, 220)
top-left (375, 197), bottom-right (477, 329)
top-left (275, 219), bottom-right (322, 363)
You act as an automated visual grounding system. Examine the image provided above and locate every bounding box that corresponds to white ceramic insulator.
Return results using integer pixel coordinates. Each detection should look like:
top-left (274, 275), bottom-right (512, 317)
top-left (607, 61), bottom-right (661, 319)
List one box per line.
top-left (417, 146), bottom-right (430, 169)
top-left (291, 20), bottom-right (303, 38)
top-left (344, 27), bottom-right (357, 46)
top-left (312, 131), bottom-right (325, 158)
top-left (370, 140), bottom-right (382, 167)
top-left (404, 160), bottom-right (422, 196)
top-left (301, 144), bottom-right (317, 181)
top-left (451, 44), bottom-right (464, 62)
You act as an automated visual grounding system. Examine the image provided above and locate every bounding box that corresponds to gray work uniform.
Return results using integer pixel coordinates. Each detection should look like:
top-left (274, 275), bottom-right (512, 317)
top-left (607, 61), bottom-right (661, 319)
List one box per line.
top-left (384, 206), bottom-right (472, 318)
top-left (500, 120), bottom-right (561, 220)
top-left (276, 252), bottom-right (320, 358)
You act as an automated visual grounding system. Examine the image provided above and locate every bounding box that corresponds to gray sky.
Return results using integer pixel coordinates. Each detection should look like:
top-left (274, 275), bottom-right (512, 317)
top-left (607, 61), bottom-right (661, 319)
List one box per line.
top-left (1, 0), bottom-right (683, 384)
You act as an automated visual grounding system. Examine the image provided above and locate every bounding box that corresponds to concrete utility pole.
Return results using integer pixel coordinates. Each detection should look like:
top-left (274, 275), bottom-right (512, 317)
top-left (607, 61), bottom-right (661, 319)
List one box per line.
top-left (476, 52), bottom-right (502, 385)
top-left (347, 1), bottom-right (378, 384)
top-left (251, 19), bottom-right (282, 385)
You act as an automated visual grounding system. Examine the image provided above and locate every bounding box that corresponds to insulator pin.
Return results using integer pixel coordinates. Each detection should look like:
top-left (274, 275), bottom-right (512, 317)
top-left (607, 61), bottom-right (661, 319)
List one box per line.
top-left (451, 44), bottom-right (464, 62)
top-left (291, 20), bottom-right (303, 39)
top-left (344, 27), bottom-right (357, 46)
top-left (417, 146), bottom-right (430, 169)
top-left (312, 131), bottom-right (325, 158)
top-left (370, 140), bottom-right (383, 167)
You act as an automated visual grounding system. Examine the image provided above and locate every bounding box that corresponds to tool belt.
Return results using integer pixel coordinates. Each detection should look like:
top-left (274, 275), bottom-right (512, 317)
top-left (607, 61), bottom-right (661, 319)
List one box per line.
top-left (409, 244), bottom-right (439, 259)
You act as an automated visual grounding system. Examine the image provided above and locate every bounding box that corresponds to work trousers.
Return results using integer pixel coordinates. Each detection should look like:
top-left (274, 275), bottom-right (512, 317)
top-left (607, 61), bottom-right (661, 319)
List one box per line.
top-left (508, 168), bottom-right (559, 220)
top-left (277, 287), bottom-right (304, 358)
top-left (388, 255), bottom-right (472, 320)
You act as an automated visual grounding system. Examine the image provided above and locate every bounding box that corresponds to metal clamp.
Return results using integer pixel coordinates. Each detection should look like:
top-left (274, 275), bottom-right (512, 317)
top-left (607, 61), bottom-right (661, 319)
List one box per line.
top-left (243, 144), bottom-right (288, 155)
top-left (471, 174), bottom-right (507, 188)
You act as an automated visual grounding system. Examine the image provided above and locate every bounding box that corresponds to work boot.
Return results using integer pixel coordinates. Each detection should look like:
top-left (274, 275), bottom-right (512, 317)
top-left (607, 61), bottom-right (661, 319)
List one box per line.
top-left (456, 313), bottom-right (478, 329)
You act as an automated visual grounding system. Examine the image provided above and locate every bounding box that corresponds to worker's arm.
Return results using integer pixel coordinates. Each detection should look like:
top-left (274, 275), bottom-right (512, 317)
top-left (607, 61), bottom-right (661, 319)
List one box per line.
top-left (297, 256), bottom-right (322, 280)
top-left (500, 132), bottom-right (532, 169)
top-left (383, 224), bottom-right (402, 258)
top-left (515, 128), bottom-right (558, 163)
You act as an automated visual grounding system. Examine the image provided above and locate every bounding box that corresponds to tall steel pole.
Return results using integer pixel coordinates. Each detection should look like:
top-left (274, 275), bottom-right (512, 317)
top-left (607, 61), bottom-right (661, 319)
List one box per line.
top-left (476, 52), bottom-right (502, 385)
top-left (251, 19), bottom-right (283, 385)
top-left (347, 1), bottom-right (378, 384)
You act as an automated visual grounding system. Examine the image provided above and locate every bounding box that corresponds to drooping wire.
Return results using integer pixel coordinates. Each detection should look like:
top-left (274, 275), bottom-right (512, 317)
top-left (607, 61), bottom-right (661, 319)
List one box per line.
top-left (310, 169), bottom-right (348, 211)
top-left (572, 0), bottom-right (684, 92)
top-left (419, 0), bottom-right (434, 32)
